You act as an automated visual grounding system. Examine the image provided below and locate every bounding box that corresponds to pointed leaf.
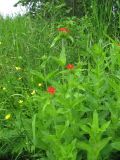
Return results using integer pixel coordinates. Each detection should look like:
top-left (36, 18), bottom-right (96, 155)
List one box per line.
top-left (96, 137), bottom-right (111, 154)
top-left (50, 35), bottom-right (61, 48)
top-left (77, 141), bottom-right (91, 152)
top-left (59, 46), bottom-right (66, 66)
top-left (111, 141), bottom-right (120, 150)
top-left (100, 121), bottom-right (110, 132)
top-left (80, 125), bottom-right (91, 134)
top-left (67, 35), bottom-right (74, 43)
top-left (92, 110), bottom-right (99, 132)
top-left (30, 70), bottom-right (45, 81)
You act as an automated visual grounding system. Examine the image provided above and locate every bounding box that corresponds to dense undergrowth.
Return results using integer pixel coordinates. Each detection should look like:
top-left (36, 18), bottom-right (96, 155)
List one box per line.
top-left (0, 14), bottom-right (120, 160)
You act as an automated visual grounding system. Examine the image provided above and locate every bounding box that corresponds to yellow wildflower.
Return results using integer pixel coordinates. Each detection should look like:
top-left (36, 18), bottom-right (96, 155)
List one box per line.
top-left (0, 42), bottom-right (1, 45)
top-left (5, 114), bottom-right (11, 120)
top-left (15, 66), bottom-right (21, 71)
top-left (18, 77), bottom-right (22, 80)
top-left (18, 100), bottom-right (23, 104)
top-left (31, 90), bottom-right (36, 95)
top-left (38, 83), bottom-right (42, 87)
top-left (3, 87), bottom-right (6, 91)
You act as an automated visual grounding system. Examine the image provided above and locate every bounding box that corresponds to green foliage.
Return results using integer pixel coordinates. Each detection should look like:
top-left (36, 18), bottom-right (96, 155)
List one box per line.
top-left (0, 13), bottom-right (120, 160)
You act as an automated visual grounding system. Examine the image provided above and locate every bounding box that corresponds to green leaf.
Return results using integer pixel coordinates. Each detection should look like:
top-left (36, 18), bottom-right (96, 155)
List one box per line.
top-left (50, 35), bottom-right (61, 48)
top-left (46, 70), bottom-right (58, 81)
top-left (92, 110), bottom-right (99, 132)
top-left (55, 3), bottom-right (66, 9)
top-left (96, 137), bottom-right (111, 154)
top-left (80, 125), bottom-right (91, 134)
top-left (111, 141), bottom-right (120, 150)
top-left (100, 121), bottom-right (111, 132)
top-left (30, 70), bottom-right (45, 81)
top-left (51, 56), bottom-right (65, 67)
top-left (42, 100), bottom-right (50, 112)
top-left (67, 35), bottom-right (74, 43)
top-left (59, 46), bottom-right (66, 66)
top-left (77, 141), bottom-right (91, 152)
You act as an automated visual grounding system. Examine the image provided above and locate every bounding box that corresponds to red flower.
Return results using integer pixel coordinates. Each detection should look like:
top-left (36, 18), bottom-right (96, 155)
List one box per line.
top-left (66, 64), bottom-right (74, 70)
top-left (58, 27), bottom-right (70, 33)
top-left (47, 86), bottom-right (56, 95)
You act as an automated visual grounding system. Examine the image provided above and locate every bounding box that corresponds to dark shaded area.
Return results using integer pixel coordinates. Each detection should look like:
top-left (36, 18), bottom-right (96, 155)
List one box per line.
top-left (0, 150), bottom-right (46, 160)
top-left (110, 151), bottom-right (120, 160)
top-left (0, 152), bottom-right (31, 160)
top-left (2, 152), bottom-right (120, 160)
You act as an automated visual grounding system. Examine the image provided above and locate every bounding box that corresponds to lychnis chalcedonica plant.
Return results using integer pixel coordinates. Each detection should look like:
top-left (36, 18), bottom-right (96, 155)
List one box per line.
top-left (50, 27), bottom-right (74, 67)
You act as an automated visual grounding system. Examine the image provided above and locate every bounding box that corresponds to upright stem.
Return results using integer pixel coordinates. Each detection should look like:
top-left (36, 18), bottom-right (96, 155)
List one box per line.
top-left (62, 38), bottom-right (64, 49)
top-left (61, 38), bottom-right (66, 83)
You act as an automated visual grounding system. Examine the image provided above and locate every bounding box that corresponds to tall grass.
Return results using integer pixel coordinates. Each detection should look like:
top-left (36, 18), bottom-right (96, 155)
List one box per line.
top-left (90, 0), bottom-right (120, 39)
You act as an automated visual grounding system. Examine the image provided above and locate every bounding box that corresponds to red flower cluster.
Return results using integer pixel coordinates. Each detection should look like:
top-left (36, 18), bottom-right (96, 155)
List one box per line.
top-left (58, 27), bottom-right (70, 33)
top-left (66, 64), bottom-right (74, 70)
top-left (47, 86), bottom-right (56, 95)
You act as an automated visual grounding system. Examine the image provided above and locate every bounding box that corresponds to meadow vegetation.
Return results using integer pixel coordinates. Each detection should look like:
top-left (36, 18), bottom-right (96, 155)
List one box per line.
top-left (0, 1), bottom-right (120, 159)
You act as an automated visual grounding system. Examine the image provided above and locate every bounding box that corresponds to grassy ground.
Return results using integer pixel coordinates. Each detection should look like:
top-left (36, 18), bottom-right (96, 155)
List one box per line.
top-left (0, 14), bottom-right (120, 160)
